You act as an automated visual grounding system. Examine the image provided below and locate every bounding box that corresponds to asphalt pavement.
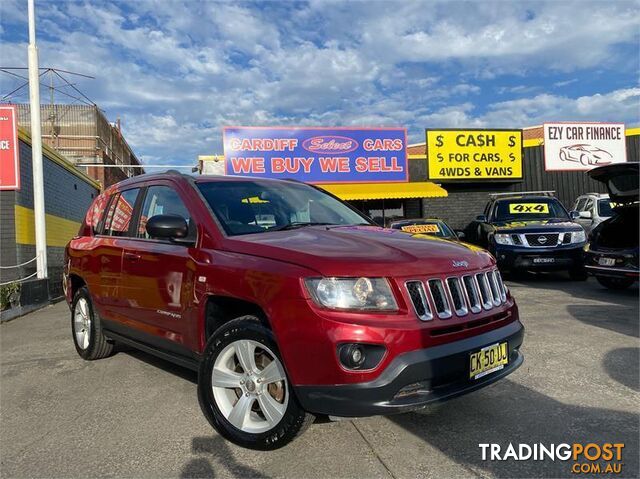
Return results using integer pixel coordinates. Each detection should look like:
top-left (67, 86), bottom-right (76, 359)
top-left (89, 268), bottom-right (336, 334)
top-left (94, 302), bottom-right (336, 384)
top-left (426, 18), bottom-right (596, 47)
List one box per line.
top-left (1, 274), bottom-right (638, 478)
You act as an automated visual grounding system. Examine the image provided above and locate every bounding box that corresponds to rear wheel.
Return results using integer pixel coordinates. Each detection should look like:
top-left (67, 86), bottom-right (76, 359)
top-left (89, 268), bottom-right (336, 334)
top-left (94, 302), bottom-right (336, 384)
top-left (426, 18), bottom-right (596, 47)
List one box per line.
top-left (198, 316), bottom-right (314, 450)
top-left (71, 286), bottom-right (114, 360)
top-left (596, 276), bottom-right (635, 290)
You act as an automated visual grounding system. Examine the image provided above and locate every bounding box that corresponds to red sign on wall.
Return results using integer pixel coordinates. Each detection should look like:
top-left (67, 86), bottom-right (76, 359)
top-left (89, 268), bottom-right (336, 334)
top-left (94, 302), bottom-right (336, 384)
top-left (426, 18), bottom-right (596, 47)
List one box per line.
top-left (0, 105), bottom-right (20, 190)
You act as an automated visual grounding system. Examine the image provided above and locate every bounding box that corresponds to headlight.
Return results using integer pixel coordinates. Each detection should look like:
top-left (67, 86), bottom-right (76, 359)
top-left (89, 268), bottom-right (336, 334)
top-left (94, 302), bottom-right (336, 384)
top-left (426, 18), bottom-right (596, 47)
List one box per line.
top-left (493, 233), bottom-right (513, 245)
top-left (304, 277), bottom-right (398, 311)
top-left (571, 230), bottom-right (587, 243)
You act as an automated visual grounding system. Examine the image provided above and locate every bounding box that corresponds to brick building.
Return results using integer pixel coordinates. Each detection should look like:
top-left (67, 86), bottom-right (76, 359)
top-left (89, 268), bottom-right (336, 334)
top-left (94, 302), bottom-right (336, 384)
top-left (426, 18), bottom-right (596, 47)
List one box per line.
top-left (16, 104), bottom-right (144, 188)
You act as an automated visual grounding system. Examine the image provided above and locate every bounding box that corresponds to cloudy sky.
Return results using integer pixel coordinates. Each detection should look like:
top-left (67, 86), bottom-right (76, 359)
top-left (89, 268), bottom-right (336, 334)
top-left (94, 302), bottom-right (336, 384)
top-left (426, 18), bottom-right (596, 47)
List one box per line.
top-left (1, 0), bottom-right (639, 167)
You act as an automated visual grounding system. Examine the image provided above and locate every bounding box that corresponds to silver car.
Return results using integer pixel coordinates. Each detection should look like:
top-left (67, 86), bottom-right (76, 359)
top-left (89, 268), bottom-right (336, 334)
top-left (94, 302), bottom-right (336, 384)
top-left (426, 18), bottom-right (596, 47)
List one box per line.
top-left (572, 193), bottom-right (614, 234)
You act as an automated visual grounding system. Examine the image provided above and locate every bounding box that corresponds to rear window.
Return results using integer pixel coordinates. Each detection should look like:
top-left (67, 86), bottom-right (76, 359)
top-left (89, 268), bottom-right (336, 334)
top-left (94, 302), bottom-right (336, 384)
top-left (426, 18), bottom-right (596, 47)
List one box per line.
top-left (85, 193), bottom-right (110, 234)
top-left (104, 189), bottom-right (140, 237)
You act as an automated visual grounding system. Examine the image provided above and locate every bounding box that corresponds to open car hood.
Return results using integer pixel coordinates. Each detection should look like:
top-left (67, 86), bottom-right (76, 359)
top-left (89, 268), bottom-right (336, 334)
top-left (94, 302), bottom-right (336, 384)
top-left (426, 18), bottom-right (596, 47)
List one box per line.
top-left (588, 163), bottom-right (639, 205)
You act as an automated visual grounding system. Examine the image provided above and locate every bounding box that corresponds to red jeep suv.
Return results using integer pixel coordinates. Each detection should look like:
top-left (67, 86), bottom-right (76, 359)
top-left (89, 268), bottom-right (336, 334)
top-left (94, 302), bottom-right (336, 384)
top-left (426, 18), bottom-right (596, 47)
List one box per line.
top-left (64, 172), bottom-right (524, 450)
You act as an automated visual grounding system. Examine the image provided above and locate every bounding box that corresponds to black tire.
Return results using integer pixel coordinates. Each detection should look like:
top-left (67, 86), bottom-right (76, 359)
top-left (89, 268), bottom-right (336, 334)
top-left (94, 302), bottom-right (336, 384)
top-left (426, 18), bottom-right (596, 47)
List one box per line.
top-left (595, 276), bottom-right (635, 290)
top-left (197, 315), bottom-right (314, 450)
top-left (71, 286), bottom-right (114, 360)
top-left (569, 267), bottom-right (588, 281)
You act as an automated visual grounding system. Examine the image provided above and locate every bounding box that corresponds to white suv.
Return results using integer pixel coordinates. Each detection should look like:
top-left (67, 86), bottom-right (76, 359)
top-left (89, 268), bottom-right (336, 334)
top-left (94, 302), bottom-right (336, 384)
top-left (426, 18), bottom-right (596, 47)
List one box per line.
top-left (572, 193), bottom-right (613, 235)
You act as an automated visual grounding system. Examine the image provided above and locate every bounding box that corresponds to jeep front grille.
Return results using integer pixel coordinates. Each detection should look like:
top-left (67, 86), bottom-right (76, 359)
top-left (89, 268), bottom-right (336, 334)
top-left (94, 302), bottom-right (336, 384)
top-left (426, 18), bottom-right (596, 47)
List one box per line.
top-left (475, 272), bottom-right (494, 310)
top-left (405, 269), bottom-right (508, 321)
top-left (446, 277), bottom-right (468, 316)
top-left (405, 281), bottom-right (433, 321)
top-left (428, 279), bottom-right (452, 319)
top-left (462, 275), bottom-right (482, 313)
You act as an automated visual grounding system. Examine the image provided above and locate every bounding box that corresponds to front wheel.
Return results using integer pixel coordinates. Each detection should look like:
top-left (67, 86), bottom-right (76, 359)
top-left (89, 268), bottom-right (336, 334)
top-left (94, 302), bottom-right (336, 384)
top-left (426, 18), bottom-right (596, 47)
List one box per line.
top-left (198, 316), bottom-right (314, 450)
top-left (596, 276), bottom-right (635, 290)
top-left (569, 267), bottom-right (588, 281)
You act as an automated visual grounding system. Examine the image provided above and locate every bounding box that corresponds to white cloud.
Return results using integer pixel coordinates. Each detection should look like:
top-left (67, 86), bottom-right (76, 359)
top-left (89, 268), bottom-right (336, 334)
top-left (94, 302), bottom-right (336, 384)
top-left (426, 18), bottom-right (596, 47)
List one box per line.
top-left (0, 0), bottom-right (638, 165)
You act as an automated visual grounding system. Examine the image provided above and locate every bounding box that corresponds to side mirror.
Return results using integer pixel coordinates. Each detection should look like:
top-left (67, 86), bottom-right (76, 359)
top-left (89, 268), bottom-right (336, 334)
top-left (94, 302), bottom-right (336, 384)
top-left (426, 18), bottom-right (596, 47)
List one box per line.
top-left (146, 214), bottom-right (189, 240)
top-left (455, 230), bottom-right (466, 239)
top-left (476, 215), bottom-right (487, 222)
top-left (578, 211), bottom-right (593, 220)
top-left (569, 210), bottom-right (580, 220)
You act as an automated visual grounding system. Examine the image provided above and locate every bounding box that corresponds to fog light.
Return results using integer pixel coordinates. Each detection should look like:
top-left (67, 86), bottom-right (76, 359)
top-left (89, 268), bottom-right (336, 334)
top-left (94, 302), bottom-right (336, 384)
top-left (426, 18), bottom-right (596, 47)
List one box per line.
top-left (340, 344), bottom-right (365, 369)
top-left (338, 343), bottom-right (386, 370)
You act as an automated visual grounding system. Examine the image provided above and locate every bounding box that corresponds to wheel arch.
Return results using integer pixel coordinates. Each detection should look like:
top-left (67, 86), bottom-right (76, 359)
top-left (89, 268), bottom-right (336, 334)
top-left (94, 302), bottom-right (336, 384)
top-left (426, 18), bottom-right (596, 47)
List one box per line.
top-left (69, 273), bottom-right (87, 299)
top-left (202, 295), bottom-right (271, 343)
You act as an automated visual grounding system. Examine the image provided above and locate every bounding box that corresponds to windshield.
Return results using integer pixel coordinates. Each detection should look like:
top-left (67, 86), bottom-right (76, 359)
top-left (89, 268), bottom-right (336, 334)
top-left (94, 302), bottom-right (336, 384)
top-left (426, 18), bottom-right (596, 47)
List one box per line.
top-left (493, 198), bottom-right (570, 222)
top-left (396, 221), bottom-right (455, 238)
top-left (597, 199), bottom-right (613, 217)
top-left (197, 180), bottom-right (371, 236)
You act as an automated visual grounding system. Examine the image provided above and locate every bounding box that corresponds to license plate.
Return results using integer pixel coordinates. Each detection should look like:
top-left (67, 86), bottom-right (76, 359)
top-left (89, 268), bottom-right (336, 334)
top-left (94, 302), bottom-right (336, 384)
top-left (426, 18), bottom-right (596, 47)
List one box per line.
top-left (598, 257), bottom-right (616, 266)
top-left (469, 342), bottom-right (509, 380)
top-left (533, 257), bottom-right (555, 264)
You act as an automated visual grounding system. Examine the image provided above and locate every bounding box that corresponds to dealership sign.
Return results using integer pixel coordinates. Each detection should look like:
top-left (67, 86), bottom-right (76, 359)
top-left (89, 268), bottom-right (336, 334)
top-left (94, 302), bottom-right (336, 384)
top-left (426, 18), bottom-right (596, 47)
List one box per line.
top-left (426, 129), bottom-right (522, 181)
top-left (223, 127), bottom-right (408, 183)
top-left (0, 105), bottom-right (20, 190)
top-left (543, 122), bottom-right (626, 171)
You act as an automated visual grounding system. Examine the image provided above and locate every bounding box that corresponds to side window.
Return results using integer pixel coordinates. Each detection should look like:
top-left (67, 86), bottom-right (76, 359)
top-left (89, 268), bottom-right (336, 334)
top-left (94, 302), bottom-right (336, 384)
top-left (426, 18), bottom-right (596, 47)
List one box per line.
top-left (105, 188), bottom-right (140, 237)
top-left (584, 199), bottom-right (594, 212)
top-left (574, 198), bottom-right (586, 212)
top-left (101, 193), bottom-right (119, 235)
top-left (137, 185), bottom-right (192, 239)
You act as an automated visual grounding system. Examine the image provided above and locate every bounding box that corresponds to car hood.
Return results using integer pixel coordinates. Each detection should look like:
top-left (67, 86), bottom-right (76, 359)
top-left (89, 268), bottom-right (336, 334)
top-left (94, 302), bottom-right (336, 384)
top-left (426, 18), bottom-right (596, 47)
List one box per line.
top-left (222, 225), bottom-right (494, 276)
top-left (493, 219), bottom-right (583, 234)
top-left (588, 162), bottom-right (639, 205)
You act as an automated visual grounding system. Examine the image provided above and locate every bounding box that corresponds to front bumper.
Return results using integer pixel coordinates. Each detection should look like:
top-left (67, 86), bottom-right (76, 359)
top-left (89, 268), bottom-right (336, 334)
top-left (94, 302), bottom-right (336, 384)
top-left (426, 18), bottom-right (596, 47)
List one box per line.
top-left (295, 320), bottom-right (524, 417)
top-left (493, 244), bottom-right (584, 271)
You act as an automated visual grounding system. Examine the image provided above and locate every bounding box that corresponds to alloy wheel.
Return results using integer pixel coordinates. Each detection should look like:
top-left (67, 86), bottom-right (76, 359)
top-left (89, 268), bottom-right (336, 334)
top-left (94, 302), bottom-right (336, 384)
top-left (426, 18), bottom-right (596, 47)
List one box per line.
top-left (73, 297), bottom-right (91, 350)
top-left (211, 339), bottom-right (288, 434)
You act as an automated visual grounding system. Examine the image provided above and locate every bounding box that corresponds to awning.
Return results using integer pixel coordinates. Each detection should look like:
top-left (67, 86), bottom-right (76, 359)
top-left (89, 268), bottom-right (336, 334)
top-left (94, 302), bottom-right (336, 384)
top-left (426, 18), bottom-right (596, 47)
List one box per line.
top-left (318, 181), bottom-right (448, 201)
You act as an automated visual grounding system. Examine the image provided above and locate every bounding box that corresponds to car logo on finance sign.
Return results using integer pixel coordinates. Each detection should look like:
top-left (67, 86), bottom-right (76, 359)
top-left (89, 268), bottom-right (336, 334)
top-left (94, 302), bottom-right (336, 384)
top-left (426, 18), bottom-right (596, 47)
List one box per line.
top-left (302, 136), bottom-right (359, 155)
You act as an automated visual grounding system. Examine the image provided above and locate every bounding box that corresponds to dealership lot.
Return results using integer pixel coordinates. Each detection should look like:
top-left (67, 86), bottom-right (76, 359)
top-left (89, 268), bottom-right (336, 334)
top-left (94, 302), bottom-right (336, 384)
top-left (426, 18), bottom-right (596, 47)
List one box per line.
top-left (1, 275), bottom-right (638, 479)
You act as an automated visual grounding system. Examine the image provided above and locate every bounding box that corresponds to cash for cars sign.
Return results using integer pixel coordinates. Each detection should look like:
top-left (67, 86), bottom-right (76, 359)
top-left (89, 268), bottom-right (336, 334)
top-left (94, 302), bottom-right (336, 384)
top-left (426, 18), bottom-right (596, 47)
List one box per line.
top-left (0, 105), bottom-right (20, 190)
top-left (223, 127), bottom-right (408, 183)
top-left (544, 123), bottom-right (626, 171)
top-left (426, 129), bottom-right (522, 181)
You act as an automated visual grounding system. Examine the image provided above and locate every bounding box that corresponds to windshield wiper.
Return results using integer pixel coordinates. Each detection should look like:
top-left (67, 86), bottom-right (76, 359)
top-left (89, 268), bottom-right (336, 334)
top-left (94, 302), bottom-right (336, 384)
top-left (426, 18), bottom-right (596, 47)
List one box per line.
top-left (268, 222), bottom-right (335, 231)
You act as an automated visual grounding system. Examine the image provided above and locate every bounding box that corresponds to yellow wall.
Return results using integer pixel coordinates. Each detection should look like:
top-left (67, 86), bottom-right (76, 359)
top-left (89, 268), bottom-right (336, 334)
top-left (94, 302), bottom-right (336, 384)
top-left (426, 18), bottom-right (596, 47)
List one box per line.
top-left (14, 205), bottom-right (81, 248)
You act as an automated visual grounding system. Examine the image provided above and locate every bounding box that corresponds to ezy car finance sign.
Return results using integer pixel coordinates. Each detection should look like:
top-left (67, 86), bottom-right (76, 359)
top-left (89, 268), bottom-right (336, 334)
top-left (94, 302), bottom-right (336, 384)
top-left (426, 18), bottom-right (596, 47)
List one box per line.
top-left (544, 122), bottom-right (627, 171)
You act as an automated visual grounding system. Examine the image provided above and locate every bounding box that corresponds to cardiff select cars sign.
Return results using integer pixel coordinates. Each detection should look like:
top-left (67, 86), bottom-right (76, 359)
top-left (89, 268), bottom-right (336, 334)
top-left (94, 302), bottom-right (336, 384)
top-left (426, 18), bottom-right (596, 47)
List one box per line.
top-left (426, 129), bottom-right (523, 181)
top-left (223, 127), bottom-right (408, 183)
top-left (543, 122), bottom-right (626, 171)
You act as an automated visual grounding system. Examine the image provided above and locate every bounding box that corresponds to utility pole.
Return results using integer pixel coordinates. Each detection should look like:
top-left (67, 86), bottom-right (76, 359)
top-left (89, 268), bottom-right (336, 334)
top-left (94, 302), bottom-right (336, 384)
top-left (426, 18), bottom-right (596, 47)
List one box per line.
top-left (27, 0), bottom-right (48, 279)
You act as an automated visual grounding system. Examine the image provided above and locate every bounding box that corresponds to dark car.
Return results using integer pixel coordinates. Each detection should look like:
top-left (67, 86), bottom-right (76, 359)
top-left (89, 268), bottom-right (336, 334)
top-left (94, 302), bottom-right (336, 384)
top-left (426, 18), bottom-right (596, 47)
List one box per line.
top-left (584, 162), bottom-right (639, 290)
top-left (388, 218), bottom-right (459, 240)
top-left (64, 172), bottom-right (524, 450)
top-left (465, 192), bottom-right (587, 279)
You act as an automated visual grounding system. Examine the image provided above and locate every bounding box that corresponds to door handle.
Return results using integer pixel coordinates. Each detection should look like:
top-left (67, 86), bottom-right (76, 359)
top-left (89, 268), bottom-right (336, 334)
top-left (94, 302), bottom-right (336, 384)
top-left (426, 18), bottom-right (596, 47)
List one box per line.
top-left (124, 252), bottom-right (141, 262)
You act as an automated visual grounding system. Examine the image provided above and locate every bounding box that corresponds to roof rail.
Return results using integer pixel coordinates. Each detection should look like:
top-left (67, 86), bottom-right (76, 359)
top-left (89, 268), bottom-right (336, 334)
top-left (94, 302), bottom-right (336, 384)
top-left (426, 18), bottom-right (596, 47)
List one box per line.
top-left (165, 169), bottom-right (184, 176)
top-left (489, 190), bottom-right (555, 198)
